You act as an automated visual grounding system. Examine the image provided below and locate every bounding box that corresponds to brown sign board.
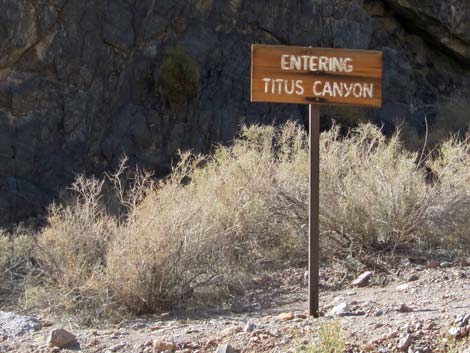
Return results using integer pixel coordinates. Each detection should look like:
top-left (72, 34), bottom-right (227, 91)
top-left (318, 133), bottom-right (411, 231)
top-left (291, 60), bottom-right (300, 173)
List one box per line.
top-left (251, 44), bottom-right (383, 107)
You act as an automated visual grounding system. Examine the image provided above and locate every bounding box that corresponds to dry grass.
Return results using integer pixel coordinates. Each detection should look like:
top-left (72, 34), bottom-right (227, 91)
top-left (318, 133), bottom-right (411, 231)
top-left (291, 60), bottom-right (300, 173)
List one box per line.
top-left (2, 122), bottom-right (470, 319)
top-left (295, 320), bottom-right (346, 353)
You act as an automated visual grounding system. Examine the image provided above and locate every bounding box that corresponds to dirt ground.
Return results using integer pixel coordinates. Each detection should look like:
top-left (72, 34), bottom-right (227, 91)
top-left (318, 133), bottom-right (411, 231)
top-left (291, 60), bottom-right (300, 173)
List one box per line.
top-left (2, 261), bottom-right (470, 353)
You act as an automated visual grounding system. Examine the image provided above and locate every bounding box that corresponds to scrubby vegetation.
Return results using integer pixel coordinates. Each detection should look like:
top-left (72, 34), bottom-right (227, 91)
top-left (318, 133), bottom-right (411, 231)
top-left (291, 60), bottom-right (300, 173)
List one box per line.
top-left (2, 122), bottom-right (470, 321)
top-left (156, 47), bottom-right (200, 110)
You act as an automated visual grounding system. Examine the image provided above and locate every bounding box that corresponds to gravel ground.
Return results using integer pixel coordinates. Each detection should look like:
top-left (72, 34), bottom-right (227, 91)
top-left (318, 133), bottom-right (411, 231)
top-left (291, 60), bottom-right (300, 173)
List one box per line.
top-left (1, 261), bottom-right (470, 353)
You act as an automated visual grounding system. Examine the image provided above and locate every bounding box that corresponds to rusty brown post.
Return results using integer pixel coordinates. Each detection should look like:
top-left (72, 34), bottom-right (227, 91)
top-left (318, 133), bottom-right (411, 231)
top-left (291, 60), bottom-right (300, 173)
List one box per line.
top-left (309, 104), bottom-right (320, 318)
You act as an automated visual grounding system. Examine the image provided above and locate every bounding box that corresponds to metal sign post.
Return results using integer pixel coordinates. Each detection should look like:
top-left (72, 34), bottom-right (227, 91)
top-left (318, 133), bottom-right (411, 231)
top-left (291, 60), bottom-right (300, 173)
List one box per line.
top-left (250, 44), bottom-right (383, 317)
top-left (309, 104), bottom-right (320, 317)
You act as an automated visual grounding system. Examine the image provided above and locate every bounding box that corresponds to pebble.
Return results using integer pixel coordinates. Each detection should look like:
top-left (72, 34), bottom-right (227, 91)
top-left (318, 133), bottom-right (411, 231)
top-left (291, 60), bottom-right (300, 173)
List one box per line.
top-left (397, 334), bottom-right (413, 351)
top-left (352, 271), bottom-right (373, 287)
top-left (277, 312), bottom-right (295, 321)
top-left (243, 322), bottom-right (256, 333)
top-left (152, 340), bottom-right (176, 351)
top-left (407, 274), bottom-right (419, 282)
top-left (396, 284), bottom-right (410, 291)
top-left (108, 342), bottom-right (127, 352)
top-left (440, 261), bottom-right (452, 268)
top-left (215, 343), bottom-right (240, 353)
top-left (374, 310), bottom-right (384, 317)
top-left (448, 326), bottom-right (461, 338)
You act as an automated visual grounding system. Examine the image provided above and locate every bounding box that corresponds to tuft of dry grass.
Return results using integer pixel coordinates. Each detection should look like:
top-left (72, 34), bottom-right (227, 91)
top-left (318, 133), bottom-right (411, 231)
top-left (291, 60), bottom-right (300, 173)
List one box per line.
top-left (295, 320), bottom-right (346, 353)
top-left (2, 121), bottom-right (469, 319)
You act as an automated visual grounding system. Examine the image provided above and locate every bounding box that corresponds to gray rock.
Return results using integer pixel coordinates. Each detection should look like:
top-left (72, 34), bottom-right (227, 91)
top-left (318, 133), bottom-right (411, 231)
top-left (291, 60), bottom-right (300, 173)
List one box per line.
top-left (352, 271), bottom-right (373, 287)
top-left (243, 322), bottom-right (256, 333)
top-left (397, 334), bottom-right (413, 351)
top-left (215, 343), bottom-right (240, 353)
top-left (0, 311), bottom-right (42, 337)
top-left (330, 302), bottom-right (351, 317)
top-left (440, 262), bottom-right (453, 268)
top-left (407, 274), bottom-right (419, 282)
top-left (47, 328), bottom-right (78, 348)
top-left (108, 342), bottom-right (127, 352)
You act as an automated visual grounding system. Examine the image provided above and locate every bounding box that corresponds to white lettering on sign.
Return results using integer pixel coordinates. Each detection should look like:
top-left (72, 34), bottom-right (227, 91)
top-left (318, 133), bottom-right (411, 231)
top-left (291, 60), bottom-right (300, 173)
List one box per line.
top-left (280, 55), bottom-right (354, 73)
top-left (263, 78), bottom-right (304, 95)
top-left (312, 81), bottom-right (374, 99)
top-left (261, 53), bottom-right (376, 100)
top-left (264, 78), bottom-right (374, 99)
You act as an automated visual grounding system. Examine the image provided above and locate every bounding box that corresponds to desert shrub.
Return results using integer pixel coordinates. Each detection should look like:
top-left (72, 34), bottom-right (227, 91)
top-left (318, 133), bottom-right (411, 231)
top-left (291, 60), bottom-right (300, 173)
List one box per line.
top-left (0, 230), bottom-right (34, 307)
top-left (425, 136), bottom-right (470, 249)
top-left (320, 124), bottom-right (433, 256)
top-left (30, 176), bottom-right (117, 317)
top-left (106, 123), bottom-right (310, 312)
top-left (25, 122), bottom-right (470, 318)
top-left (156, 47), bottom-right (199, 110)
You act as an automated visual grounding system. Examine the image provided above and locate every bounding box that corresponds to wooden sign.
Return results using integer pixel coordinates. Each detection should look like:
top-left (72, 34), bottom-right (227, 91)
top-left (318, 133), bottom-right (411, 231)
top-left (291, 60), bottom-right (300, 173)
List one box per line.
top-left (251, 44), bottom-right (383, 107)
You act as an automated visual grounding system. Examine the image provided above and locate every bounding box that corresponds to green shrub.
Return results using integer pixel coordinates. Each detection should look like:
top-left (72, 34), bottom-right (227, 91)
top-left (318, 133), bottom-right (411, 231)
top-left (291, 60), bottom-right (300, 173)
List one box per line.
top-left (156, 47), bottom-right (199, 110)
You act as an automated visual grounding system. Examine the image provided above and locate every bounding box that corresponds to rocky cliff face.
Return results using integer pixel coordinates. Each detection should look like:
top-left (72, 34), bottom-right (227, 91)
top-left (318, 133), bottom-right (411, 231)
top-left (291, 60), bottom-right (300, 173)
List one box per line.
top-left (1, 0), bottom-right (469, 225)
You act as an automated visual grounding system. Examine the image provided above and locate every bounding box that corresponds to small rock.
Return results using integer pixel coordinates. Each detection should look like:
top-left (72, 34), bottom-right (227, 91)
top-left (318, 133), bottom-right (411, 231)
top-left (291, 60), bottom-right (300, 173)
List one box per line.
top-left (108, 342), bottom-right (127, 352)
top-left (331, 302), bottom-right (351, 317)
top-left (407, 274), bottom-right (419, 282)
top-left (153, 340), bottom-right (176, 351)
top-left (397, 334), bottom-right (413, 351)
top-left (363, 343), bottom-right (375, 352)
top-left (215, 343), bottom-right (240, 353)
top-left (427, 261), bottom-right (440, 269)
top-left (448, 327), bottom-right (461, 338)
top-left (50, 347), bottom-right (61, 353)
top-left (47, 328), bottom-right (77, 348)
top-left (278, 312), bottom-right (295, 321)
top-left (440, 261), bottom-right (452, 268)
top-left (352, 271), bottom-right (373, 287)
top-left (229, 300), bottom-right (246, 313)
top-left (398, 304), bottom-right (414, 313)
top-left (243, 322), bottom-right (256, 333)
top-left (396, 284), bottom-right (410, 291)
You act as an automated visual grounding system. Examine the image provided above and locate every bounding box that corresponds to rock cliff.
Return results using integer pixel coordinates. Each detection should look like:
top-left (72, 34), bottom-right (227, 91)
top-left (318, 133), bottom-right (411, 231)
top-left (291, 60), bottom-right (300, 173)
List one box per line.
top-left (1, 0), bottom-right (469, 224)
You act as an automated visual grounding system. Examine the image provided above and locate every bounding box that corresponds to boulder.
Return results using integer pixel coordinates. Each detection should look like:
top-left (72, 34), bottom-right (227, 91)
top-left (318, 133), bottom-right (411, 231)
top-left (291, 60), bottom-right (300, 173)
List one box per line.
top-left (47, 328), bottom-right (77, 348)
